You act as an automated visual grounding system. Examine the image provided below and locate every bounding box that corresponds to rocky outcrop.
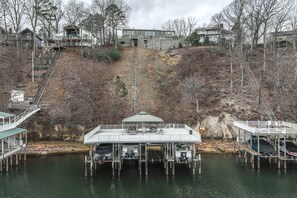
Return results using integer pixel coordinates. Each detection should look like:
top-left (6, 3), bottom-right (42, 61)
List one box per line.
top-left (200, 113), bottom-right (237, 139)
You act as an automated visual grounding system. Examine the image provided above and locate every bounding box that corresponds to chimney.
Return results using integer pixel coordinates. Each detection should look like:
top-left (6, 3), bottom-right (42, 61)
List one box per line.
top-left (9, 28), bottom-right (12, 34)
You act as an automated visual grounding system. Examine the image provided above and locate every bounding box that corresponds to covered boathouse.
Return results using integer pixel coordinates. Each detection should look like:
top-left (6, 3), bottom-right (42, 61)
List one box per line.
top-left (0, 107), bottom-right (40, 172)
top-left (84, 111), bottom-right (202, 177)
top-left (234, 120), bottom-right (297, 170)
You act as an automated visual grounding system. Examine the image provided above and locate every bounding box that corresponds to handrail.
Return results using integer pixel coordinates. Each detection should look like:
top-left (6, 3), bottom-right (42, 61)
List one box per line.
top-left (1, 107), bottom-right (40, 131)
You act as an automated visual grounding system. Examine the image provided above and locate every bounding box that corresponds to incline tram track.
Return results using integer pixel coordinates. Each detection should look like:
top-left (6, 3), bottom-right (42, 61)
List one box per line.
top-left (131, 47), bottom-right (138, 114)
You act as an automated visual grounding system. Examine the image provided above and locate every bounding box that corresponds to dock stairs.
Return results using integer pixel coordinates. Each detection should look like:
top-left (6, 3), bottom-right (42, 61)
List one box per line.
top-left (1, 107), bottom-right (40, 132)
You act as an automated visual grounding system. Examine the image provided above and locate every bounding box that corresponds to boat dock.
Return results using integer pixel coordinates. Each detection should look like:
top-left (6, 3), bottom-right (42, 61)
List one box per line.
top-left (84, 111), bottom-right (202, 177)
top-left (234, 121), bottom-right (297, 170)
top-left (0, 108), bottom-right (40, 172)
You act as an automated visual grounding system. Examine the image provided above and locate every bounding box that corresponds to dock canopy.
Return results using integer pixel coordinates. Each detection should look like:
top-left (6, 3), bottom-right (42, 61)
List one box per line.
top-left (122, 111), bottom-right (164, 124)
top-left (0, 128), bottom-right (26, 139)
top-left (0, 112), bottom-right (15, 119)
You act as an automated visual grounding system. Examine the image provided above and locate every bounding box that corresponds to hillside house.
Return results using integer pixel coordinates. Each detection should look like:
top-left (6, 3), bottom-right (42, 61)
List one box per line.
top-left (3, 28), bottom-right (42, 48)
top-left (195, 25), bottom-right (233, 45)
top-left (52, 25), bottom-right (96, 47)
top-left (119, 28), bottom-right (181, 50)
top-left (268, 30), bottom-right (297, 47)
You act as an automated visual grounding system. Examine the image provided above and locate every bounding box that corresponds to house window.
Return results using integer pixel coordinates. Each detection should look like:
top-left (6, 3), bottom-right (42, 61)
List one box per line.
top-left (27, 33), bottom-right (31, 40)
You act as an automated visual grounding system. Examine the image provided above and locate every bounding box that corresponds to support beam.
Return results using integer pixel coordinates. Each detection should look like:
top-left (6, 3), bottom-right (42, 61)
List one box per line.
top-left (145, 144), bottom-right (148, 176)
top-left (85, 156), bottom-right (87, 177)
top-left (6, 158), bottom-right (9, 172)
top-left (257, 156), bottom-right (260, 169)
top-left (16, 153), bottom-right (19, 165)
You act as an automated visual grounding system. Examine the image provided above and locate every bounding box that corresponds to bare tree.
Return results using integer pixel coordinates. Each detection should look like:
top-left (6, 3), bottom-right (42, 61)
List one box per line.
top-left (180, 74), bottom-right (206, 115)
top-left (222, 0), bottom-right (246, 47)
top-left (162, 16), bottom-right (197, 37)
top-left (180, 74), bottom-right (207, 127)
top-left (25, 0), bottom-right (56, 82)
top-left (0, 0), bottom-right (9, 39)
top-left (271, 0), bottom-right (294, 52)
top-left (63, 0), bottom-right (85, 25)
top-left (92, 0), bottom-right (110, 45)
top-left (187, 16), bottom-right (198, 36)
top-left (245, 0), bottom-right (266, 50)
top-left (51, 0), bottom-right (64, 34)
top-left (105, 0), bottom-right (130, 46)
top-left (210, 13), bottom-right (224, 45)
top-left (6, 0), bottom-right (26, 58)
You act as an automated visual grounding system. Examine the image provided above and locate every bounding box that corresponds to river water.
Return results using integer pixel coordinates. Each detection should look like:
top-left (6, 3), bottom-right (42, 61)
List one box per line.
top-left (1, 154), bottom-right (297, 198)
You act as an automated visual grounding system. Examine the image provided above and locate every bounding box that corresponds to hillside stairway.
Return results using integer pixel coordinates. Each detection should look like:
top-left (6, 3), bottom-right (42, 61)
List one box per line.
top-left (34, 50), bottom-right (62, 107)
top-left (1, 107), bottom-right (40, 132)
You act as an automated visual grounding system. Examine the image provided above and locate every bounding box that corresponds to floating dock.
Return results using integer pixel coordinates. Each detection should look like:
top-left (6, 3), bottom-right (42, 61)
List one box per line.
top-left (84, 111), bottom-right (202, 177)
top-left (234, 121), bottom-right (297, 169)
top-left (0, 108), bottom-right (40, 172)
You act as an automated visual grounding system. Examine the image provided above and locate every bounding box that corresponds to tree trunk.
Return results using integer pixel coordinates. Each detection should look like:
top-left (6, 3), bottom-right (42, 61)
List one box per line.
top-left (32, 25), bottom-right (36, 83)
top-left (16, 33), bottom-right (20, 59)
top-left (195, 98), bottom-right (199, 114)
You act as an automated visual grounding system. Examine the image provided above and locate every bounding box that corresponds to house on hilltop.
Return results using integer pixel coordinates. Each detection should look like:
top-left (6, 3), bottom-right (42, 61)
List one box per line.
top-left (1, 27), bottom-right (42, 48)
top-left (119, 28), bottom-right (182, 50)
top-left (268, 30), bottom-right (297, 47)
top-left (51, 25), bottom-right (97, 47)
top-left (195, 25), bottom-right (233, 45)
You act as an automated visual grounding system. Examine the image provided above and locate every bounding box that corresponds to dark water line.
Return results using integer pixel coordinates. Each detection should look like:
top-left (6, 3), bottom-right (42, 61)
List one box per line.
top-left (1, 154), bottom-right (297, 198)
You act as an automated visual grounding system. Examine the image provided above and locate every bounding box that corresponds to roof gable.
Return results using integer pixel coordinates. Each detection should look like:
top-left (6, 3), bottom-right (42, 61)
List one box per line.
top-left (123, 111), bottom-right (164, 123)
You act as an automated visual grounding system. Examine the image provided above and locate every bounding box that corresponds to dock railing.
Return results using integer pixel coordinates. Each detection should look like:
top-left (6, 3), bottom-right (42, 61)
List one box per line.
top-left (84, 123), bottom-right (202, 143)
top-left (234, 121), bottom-right (297, 135)
top-left (88, 133), bottom-right (200, 144)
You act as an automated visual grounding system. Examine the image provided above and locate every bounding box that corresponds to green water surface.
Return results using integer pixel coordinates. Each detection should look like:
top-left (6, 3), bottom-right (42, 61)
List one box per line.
top-left (1, 154), bottom-right (297, 198)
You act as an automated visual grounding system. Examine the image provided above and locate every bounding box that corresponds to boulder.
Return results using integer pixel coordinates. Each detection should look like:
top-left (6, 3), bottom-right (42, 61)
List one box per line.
top-left (200, 113), bottom-right (237, 139)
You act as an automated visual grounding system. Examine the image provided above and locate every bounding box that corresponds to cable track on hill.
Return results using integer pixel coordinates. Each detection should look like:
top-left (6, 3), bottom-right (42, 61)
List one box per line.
top-left (242, 58), bottom-right (276, 120)
top-left (131, 47), bottom-right (138, 114)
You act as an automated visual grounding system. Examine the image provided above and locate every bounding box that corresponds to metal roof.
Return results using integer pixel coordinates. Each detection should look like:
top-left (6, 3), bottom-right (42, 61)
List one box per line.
top-left (0, 112), bottom-right (15, 119)
top-left (0, 128), bottom-right (26, 139)
top-left (122, 111), bottom-right (164, 123)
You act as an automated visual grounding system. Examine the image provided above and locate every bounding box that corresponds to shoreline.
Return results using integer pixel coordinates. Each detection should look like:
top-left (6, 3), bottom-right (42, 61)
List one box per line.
top-left (26, 139), bottom-right (236, 156)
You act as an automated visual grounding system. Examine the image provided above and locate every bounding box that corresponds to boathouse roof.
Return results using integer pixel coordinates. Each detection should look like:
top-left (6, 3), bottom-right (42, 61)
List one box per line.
top-left (0, 112), bottom-right (15, 119)
top-left (123, 111), bottom-right (164, 123)
top-left (0, 128), bottom-right (26, 139)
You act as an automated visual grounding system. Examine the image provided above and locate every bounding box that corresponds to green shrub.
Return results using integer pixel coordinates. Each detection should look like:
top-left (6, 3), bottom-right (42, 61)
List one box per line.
top-left (82, 48), bottom-right (121, 63)
top-left (104, 48), bottom-right (121, 61)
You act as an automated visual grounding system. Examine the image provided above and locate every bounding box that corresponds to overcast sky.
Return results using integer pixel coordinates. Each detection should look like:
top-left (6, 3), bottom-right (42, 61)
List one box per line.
top-left (81, 0), bottom-right (234, 29)
top-left (123, 0), bottom-right (233, 29)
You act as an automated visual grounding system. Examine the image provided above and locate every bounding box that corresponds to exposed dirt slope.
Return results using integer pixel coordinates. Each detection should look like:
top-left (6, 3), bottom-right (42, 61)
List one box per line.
top-left (3, 45), bottom-right (297, 140)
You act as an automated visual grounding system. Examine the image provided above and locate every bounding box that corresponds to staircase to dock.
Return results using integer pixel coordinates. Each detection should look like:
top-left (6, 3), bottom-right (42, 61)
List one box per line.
top-left (34, 50), bottom-right (62, 107)
top-left (1, 107), bottom-right (40, 131)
